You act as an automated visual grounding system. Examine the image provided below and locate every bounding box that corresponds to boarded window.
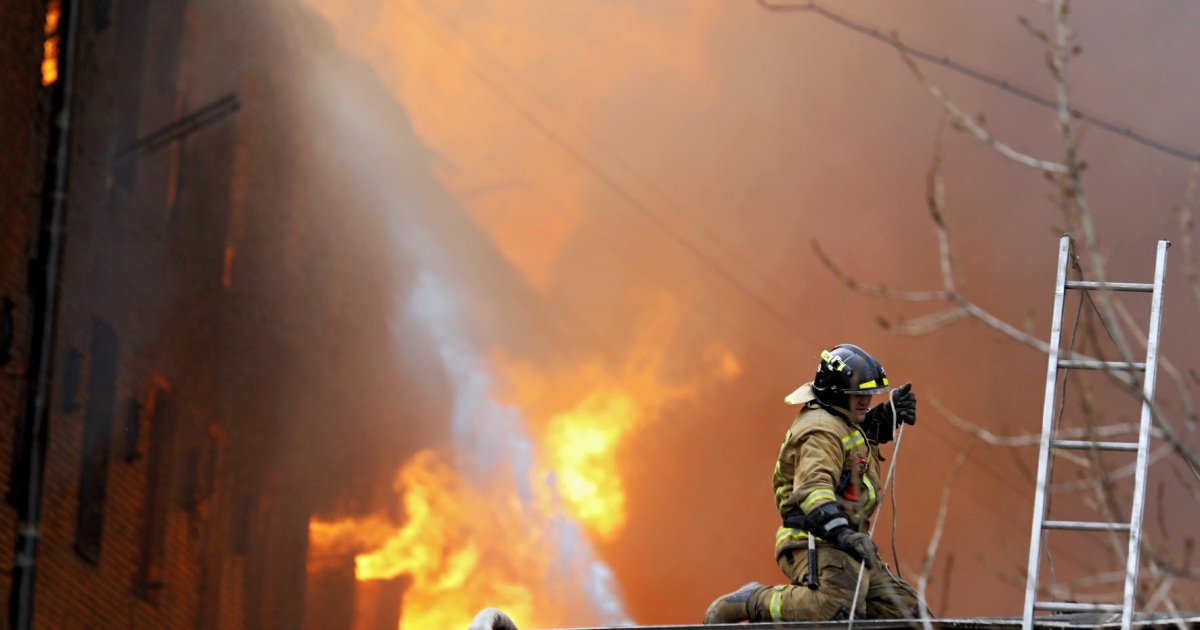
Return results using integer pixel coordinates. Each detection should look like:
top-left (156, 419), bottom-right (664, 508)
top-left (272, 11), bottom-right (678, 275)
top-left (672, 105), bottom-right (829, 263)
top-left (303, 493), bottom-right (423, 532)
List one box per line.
top-left (134, 375), bottom-right (175, 603)
top-left (182, 424), bottom-right (224, 522)
top-left (194, 425), bottom-right (230, 630)
top-left (74, 318), bottom-right (119, 564)
top-left (59, 346), bottom-right (82, 413)
top-left (119, 397), bottom-right (140, 463)
top-left (0, 296), bottom-right (14, 366)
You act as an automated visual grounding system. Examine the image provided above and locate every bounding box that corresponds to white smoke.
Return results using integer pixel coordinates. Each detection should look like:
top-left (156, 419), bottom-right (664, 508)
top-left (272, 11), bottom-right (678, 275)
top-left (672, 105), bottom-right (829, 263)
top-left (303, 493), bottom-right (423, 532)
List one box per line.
top-left (300, 22), bottom-right (631, 625)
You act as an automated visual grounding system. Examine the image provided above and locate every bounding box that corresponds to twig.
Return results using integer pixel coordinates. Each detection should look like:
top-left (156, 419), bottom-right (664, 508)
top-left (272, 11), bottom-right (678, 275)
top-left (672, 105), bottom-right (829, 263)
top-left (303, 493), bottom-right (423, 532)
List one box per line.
top-left (811, 240), bottom-right (951, 301)
top-left (1051, 444), bottom-right (1173, 493)
top-left (893, 32), bottom-right (1068, 175)
top-left (881, 307), bottom-right (969, 336)
top-left (932, 396), bottom-right (1157, 446)
top-left (1112, 299), bottom-right (1198, 428)
top-left (1178, 161), bottom-right (1200, 312)
top-left (928, 115), bottom-right (963, 292)
top-left (918, 442), bottom-right (975, 602)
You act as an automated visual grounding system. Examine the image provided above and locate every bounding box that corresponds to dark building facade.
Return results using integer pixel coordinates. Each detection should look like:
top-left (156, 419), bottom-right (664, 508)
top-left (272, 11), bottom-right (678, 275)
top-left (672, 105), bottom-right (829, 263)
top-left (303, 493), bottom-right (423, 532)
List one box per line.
top-left (0, 0), bottom-right (49, 624)
top-left (0, 1), bottom-right (459, 627)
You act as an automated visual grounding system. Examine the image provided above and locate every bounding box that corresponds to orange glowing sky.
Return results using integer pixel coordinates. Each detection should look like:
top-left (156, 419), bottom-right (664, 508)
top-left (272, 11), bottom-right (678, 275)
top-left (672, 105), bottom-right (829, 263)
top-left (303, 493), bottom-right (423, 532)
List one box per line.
top-left (295, 1), bottom-right (1200, 626)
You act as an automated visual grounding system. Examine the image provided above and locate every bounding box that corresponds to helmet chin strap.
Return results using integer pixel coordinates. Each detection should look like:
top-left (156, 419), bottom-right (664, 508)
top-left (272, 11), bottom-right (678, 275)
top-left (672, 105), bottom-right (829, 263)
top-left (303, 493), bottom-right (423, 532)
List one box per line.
top-left (812, 400), bottom-right (854, 424)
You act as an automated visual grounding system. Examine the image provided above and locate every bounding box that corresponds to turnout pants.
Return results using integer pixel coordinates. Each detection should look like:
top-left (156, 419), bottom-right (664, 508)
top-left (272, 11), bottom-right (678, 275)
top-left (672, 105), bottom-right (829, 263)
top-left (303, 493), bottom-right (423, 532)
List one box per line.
top-left (748, 543), bottom-right (925, 622)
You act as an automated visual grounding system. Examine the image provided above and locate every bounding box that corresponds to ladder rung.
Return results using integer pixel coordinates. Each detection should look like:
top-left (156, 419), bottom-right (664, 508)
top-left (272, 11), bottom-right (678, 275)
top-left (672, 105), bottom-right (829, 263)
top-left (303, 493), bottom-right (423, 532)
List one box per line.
top-left (1051, 440), bottom-right (1139, 452)
top-left (1065, 280), bottom-right (1155, 293)
top-left (1043, 520), bottom-right (1131, 532)
top-left (1057, 359), bottom-right (1146, 371)
top-left (1034, 601), bottom-right (1124, 613)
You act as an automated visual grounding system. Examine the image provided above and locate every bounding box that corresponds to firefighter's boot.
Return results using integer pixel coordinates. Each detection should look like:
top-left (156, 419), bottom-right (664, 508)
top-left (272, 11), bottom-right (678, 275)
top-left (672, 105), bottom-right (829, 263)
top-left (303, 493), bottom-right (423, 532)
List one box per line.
top-left (702, 582), bottom-right (764, 624)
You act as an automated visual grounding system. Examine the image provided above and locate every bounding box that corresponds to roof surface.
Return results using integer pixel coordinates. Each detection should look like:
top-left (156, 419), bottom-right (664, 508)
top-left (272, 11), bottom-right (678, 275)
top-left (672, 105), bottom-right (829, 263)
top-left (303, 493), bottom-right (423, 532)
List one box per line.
top-left (553, 613), bottom-right (1200, 630)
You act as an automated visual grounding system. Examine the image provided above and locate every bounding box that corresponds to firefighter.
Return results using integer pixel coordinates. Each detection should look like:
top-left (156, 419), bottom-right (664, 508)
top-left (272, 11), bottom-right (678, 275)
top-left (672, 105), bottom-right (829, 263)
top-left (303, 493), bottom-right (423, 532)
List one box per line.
top-left (702, 344), bottom-right (926, 623)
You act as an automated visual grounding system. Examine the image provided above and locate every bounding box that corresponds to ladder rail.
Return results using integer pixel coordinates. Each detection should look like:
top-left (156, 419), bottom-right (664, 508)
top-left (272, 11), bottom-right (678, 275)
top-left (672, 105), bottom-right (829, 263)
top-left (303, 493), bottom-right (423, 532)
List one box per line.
top-left (1121, 239), bottom-right (1170, 629)
top-left (1022, 235), bottom-right (1072, 629)
top-left (1022, 237), bottom-right (1170, 630)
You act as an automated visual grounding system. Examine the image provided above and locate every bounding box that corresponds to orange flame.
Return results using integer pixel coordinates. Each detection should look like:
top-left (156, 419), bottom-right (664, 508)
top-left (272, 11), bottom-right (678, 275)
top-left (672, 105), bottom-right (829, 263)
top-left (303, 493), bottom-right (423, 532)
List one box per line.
top-left (512, 293), bottom-right (741, 542)
top-left (541, 389), bottom-right (638, 540)
top-left (311, 450), bottom-right (543, 629)
top-left (307, 290), bottom-right (742, 627)
top-left (41, 1), bottom-right (61, 87)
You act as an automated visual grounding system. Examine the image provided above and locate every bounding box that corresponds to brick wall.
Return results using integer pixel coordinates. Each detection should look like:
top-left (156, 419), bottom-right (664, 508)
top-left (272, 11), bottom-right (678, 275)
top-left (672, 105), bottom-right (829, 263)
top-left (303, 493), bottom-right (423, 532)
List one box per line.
top-left (1, 0), bottom-right (455, 626)
top-left (0, 0), bottom-right (52, 620)
top-left (7, 0), bottom-right (285, 627)
top-left (28, 0), bottom-right (215, 625)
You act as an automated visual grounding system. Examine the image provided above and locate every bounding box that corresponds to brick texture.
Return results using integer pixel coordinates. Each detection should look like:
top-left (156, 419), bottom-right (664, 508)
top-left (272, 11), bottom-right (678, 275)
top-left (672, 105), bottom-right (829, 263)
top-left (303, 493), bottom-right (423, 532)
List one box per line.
top-left (0, 0), bottom-right (51, 620)
top-left (0, 0), bottom-right (466, 626)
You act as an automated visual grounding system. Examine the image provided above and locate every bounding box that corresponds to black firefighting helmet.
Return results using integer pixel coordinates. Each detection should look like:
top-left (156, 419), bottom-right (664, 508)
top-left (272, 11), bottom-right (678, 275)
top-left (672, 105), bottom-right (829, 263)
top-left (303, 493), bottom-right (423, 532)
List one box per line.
top-left (811, 344), bottom-right (889, 411)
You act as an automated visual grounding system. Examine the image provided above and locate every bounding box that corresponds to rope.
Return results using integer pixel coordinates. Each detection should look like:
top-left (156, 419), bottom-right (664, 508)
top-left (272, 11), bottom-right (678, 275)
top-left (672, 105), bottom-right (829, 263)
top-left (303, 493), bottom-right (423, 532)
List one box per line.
top-left (848, 388), bottom-right (910, 628)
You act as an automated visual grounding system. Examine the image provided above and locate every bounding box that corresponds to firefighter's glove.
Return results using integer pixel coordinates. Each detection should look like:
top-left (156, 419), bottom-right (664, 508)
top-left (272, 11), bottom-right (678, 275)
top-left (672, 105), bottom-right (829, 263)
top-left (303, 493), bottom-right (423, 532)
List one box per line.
top-left (862, 382), bottom-right (916, 445)
top-left (834, 530), bottom-right (879, 568)
top-left (803, 502), bottom-right (878, 567)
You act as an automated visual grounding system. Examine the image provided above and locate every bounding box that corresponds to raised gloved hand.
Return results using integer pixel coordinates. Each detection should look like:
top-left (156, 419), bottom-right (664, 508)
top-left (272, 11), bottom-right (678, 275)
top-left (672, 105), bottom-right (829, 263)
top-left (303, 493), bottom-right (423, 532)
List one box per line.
top-left (861, 382), bottom-right (916, 445)
top-left (803, 502), bottom-right (879, 567)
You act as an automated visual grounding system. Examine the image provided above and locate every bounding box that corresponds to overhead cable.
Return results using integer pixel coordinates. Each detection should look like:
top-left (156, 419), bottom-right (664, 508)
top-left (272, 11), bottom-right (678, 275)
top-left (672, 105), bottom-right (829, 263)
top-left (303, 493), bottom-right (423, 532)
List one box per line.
top-left (756, 0), bottom-right (1200, 162)
top-left (401, 0), bottom-right (826, 349)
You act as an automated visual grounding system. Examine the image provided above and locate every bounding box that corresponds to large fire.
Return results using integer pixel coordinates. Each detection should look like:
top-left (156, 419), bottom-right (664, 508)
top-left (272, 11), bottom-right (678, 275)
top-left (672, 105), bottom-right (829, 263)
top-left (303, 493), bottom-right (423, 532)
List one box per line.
top-left (308, 432), bottom-right (610, 627)
top-left (308, 294), bottom-right (740, 628)
top-left (298, 2), bottom-right (741, 626)
top-left (311, 450), bottom-right (542, 628)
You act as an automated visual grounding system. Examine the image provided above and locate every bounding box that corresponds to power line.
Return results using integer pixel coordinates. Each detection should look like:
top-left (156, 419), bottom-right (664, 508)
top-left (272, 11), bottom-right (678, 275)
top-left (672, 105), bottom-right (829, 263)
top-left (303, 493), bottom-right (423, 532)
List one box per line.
top-left (409, 0), bottom-right (813, 328)
top-left (398, 0), bottom-right (827, 351)
top-left (755, 0), bottom-right (1200, 162)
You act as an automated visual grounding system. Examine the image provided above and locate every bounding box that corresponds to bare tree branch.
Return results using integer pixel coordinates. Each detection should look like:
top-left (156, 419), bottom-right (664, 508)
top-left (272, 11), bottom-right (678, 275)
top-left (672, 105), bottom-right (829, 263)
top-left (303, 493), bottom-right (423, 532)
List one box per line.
top-left (1112, 299), bottom-right (1199, 428)
top-left (927, 116), bottom-right (963, 292)
top-left (1177, 160), bottom-right (1200, 315)
top-left (811, 239), bottom-right (951, 301)
top-left (919, 441), bottom-right (974, 604)
top-left (880, 307), bottom-right (970, 336)
top-left (892, 32), bottom-right (1069, 175)
top-left (934, 395), bottom-right (1158, 447)
top-left (818, 0), bottom-right (1200, 614)
top-left (1052, 444), bottom-right (1173, 493)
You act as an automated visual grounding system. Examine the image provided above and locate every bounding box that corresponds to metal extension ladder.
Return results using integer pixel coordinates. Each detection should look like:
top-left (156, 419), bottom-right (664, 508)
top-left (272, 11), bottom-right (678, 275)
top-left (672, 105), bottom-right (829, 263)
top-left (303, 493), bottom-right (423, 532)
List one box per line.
top-left (1022, 235), bottom-right (1170, 630)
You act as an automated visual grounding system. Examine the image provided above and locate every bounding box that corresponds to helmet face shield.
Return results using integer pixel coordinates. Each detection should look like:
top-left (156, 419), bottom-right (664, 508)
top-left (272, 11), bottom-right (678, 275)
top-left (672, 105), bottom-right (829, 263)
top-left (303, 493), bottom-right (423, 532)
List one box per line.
top-left (851, 382), bottom-right (889, 396)
top-left (811, 344), bottom-right (889, 411)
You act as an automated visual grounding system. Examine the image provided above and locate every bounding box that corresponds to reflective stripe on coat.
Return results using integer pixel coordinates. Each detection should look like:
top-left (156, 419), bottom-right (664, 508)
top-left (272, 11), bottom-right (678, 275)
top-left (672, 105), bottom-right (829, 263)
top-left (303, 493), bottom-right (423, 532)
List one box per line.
top-left (772, 383), bottom-right (881, 554)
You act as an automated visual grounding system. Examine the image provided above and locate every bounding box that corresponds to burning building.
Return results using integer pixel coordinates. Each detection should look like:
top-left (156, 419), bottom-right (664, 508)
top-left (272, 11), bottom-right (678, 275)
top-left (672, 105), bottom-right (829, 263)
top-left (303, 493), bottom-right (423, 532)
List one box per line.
top-left (2, 0), bottom-right (652, 627)
top-left (3, 1), bottom-right (1200, 629)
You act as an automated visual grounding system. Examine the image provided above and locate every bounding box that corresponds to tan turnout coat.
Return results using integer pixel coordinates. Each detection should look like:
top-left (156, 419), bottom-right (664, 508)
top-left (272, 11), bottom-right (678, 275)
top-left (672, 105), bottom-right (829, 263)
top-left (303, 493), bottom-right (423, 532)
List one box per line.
top-left (772, 383), bottom-right (882, 557)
